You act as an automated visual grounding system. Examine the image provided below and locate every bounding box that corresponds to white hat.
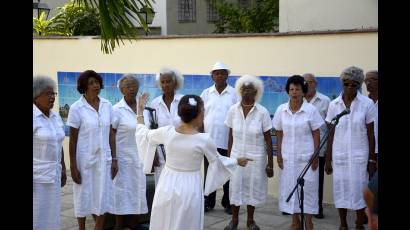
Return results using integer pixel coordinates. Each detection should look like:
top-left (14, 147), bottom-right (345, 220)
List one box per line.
top-left (210, 61), bottom-right (231, 75)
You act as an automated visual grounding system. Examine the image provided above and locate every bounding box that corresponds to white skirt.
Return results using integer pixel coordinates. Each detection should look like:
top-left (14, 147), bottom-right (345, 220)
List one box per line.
top-left (229, 157), bottom-right (268, 207)
top-left (33, 168), bottom-right (61, 230)
top-left (149, 166), bottom-right (204, 230)
top-left (73, 152), bottom-right (114, 217)
top-left (333, 159), bottom-right (368, 210)
top-left (279, 160), bottom-right (318, 214)
top-left (112, 159), bottom-right (148, 215)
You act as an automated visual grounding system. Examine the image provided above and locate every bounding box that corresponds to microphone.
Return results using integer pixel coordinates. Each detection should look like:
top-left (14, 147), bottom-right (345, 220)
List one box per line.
top-left (145, 107), bottom-right (156, 112)
top-left (332, 108), bottom-right (350, 121)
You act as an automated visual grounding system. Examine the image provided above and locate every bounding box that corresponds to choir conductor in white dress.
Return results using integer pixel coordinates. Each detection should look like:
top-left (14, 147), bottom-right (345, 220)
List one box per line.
top-left (135, 94), bottom-right (252, 230)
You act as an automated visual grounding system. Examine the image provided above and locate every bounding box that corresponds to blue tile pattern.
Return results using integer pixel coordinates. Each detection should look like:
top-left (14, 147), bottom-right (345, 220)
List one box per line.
top-left (58, 71), bottom-right (345, 138)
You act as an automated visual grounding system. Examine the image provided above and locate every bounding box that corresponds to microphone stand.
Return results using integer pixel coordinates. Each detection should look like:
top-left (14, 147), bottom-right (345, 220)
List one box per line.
top-left (146, 108), bottom-right (166, 161)
top-left (285, 115), bottom-right (343, 230)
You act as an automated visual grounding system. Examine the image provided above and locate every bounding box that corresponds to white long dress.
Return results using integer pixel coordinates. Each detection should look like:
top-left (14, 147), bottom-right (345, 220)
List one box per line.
top-left (325, 93), bottom-right (375, 210)
top-left (66, 96), bottom-right (114, 217)
top-left (225, 103), bottom-right (272, 207)
top-left (33, 104), bottom-right (65, 230)
top-left (111, 99), bottom-right (148, 215)
top-left (135, 125), bottom-right (237, 230)
top-left (272, 101), bottom-right (324, 214)
top-left (144, 94), bottom-right (183, 185)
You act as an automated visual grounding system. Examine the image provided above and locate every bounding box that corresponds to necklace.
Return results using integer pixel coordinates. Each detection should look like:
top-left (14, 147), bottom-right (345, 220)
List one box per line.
top-left (241, 102), bottom-right (254, 107)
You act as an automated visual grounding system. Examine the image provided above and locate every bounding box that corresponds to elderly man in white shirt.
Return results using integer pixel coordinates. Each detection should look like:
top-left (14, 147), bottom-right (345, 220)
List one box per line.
top-left (303, 73), bottom-right (330, 219)
top-left (365, 70), bottom-right (378, 162)
top-left (200, 61), bottom-right (238, 214)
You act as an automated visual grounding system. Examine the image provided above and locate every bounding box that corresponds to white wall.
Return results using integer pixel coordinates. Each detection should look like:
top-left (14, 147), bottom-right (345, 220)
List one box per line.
top-left (33, 32), bottom-right (377, 204)
top-left (280, 0), bottom-right (378, 32)
top-left (151, 0), bottom-right (167, 35)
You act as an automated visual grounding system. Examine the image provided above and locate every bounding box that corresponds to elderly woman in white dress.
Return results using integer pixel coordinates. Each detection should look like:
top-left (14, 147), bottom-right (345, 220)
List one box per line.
top-left (136, 94), bottom-right (251, 230)
top-left (272, 75), bottom-right (324, 230)
top-left (33, 76), bottom-right (66, 230)
top-left (144, 67), bottom-right (184, 185)
top-left (112, 74), bottom-right (148, 230)
top-left (67, 70), bottom-right (118, 230)
top-left (325, 66), bottom-right (376, 230)
top-left (224, 75), bottom-right (274, 230)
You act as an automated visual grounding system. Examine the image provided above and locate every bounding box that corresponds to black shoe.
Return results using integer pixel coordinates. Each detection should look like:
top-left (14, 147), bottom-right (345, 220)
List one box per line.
top-left (224, 207), bottom-right (232, 215)
top-left (205, 206), bottom-right (211, 212)
top-left (282, 212), bottom-right (291, 215)
top-left (314, 212), bottom-right (324, 219)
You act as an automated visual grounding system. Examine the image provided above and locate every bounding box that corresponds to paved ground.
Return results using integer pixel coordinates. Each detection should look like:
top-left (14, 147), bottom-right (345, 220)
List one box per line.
top-left (61, 171), bottom-right (366, 230)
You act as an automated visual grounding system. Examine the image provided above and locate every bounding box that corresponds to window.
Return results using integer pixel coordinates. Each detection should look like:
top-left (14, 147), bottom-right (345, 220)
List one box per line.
top-left (178, 0), bottom-right (196, 22)
top-left (207, 0), bottom-right (218, 22)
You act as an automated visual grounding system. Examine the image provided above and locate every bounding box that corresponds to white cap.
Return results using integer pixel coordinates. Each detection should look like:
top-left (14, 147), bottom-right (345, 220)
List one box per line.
top-left (210, 61), bottom-right (231, 75)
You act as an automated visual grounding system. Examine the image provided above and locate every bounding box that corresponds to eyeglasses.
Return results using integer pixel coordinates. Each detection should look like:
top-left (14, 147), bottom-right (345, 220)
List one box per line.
top-left (343, 83), bottom-right (358, 88)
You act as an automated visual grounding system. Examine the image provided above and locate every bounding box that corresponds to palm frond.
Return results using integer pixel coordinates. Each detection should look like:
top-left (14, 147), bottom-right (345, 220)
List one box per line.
top-left (76, 0), bottom-right (155, 54)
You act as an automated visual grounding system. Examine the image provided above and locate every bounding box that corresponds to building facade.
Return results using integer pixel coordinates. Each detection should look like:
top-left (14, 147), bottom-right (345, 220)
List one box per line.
top-left (279, 0), bottom-right (378, 32)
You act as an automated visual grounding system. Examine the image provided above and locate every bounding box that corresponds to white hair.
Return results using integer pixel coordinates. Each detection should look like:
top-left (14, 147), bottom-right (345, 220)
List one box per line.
top-left (155, 67), bottom-right (184, 91)
top-left (235, 75), bottom-right (264, 102)
top-left (33, 75), bottom-right (56, 99)
top-left (117, 73), bottom-right (139, 89)
top-left (340, 66), bottom-right (364, 84)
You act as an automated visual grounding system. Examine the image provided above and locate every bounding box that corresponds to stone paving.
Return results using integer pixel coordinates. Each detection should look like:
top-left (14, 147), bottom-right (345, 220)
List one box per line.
top-left (61, 171), bottom-right (366, 230)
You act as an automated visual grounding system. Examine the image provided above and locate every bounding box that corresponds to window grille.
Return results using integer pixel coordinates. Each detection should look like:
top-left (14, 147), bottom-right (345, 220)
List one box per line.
top-left (178, 0), bottom-right (196, 22)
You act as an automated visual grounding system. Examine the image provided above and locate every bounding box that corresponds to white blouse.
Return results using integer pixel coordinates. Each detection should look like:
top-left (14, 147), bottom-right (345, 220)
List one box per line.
top-left (112, 98), bottom-right (141, 164)
top-left (225, 103), bottom-right (272, 160)
top-left (304, 92), bottom-right (330, 157)
top-left (272, 101), bottom-right (324, 162)
top-left (144, 94), bottom-right (183, 128)
top-left (33, 104), bottom-right (65, 183)
top-left (325, 92), bottom-right (375, 162)
top-left (66, 96), bottom-right (114, 163)
top-left (135, 125), bottom-right (237, 195)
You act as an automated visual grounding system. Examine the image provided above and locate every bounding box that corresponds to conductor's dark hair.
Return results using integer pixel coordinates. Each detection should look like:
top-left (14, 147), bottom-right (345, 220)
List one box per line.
top-left (77, 70), bottom-right (104, 94)
top-left (178, 95), bottom-right (204, 123)
top-left (285, 75), bottom-right (308, 94)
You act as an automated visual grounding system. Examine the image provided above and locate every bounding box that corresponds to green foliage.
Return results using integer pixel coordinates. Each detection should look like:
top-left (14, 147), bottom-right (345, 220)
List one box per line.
top-left (76, 0), bottom-right (155, 54)
top-left (52, 0), bottom-right (101, 36)
top-left (33, 12), bottom-right (63, 36)
top-left (33, 0), bottom-right (101, 36)
top-left (213, 0), bottom-right (279, 33)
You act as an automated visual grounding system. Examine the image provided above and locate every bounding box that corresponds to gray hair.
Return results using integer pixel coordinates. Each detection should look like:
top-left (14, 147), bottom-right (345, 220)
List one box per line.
top-left (155, 67), bottom-right (184, 91)
top-left (302, 73), bottom-right (316, 82)
top-left (33, 75), bottom-right (56, 99)
top-left (340, 66), bottom-right (364, 84)
top-left (235, 75), bottom-right (264, 102)
top-left (117, 73), bottom-right (140, 90)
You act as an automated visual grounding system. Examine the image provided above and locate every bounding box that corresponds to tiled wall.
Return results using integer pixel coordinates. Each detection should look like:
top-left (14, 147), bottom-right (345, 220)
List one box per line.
top-left (58, 71), bottom-right (344, 137)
